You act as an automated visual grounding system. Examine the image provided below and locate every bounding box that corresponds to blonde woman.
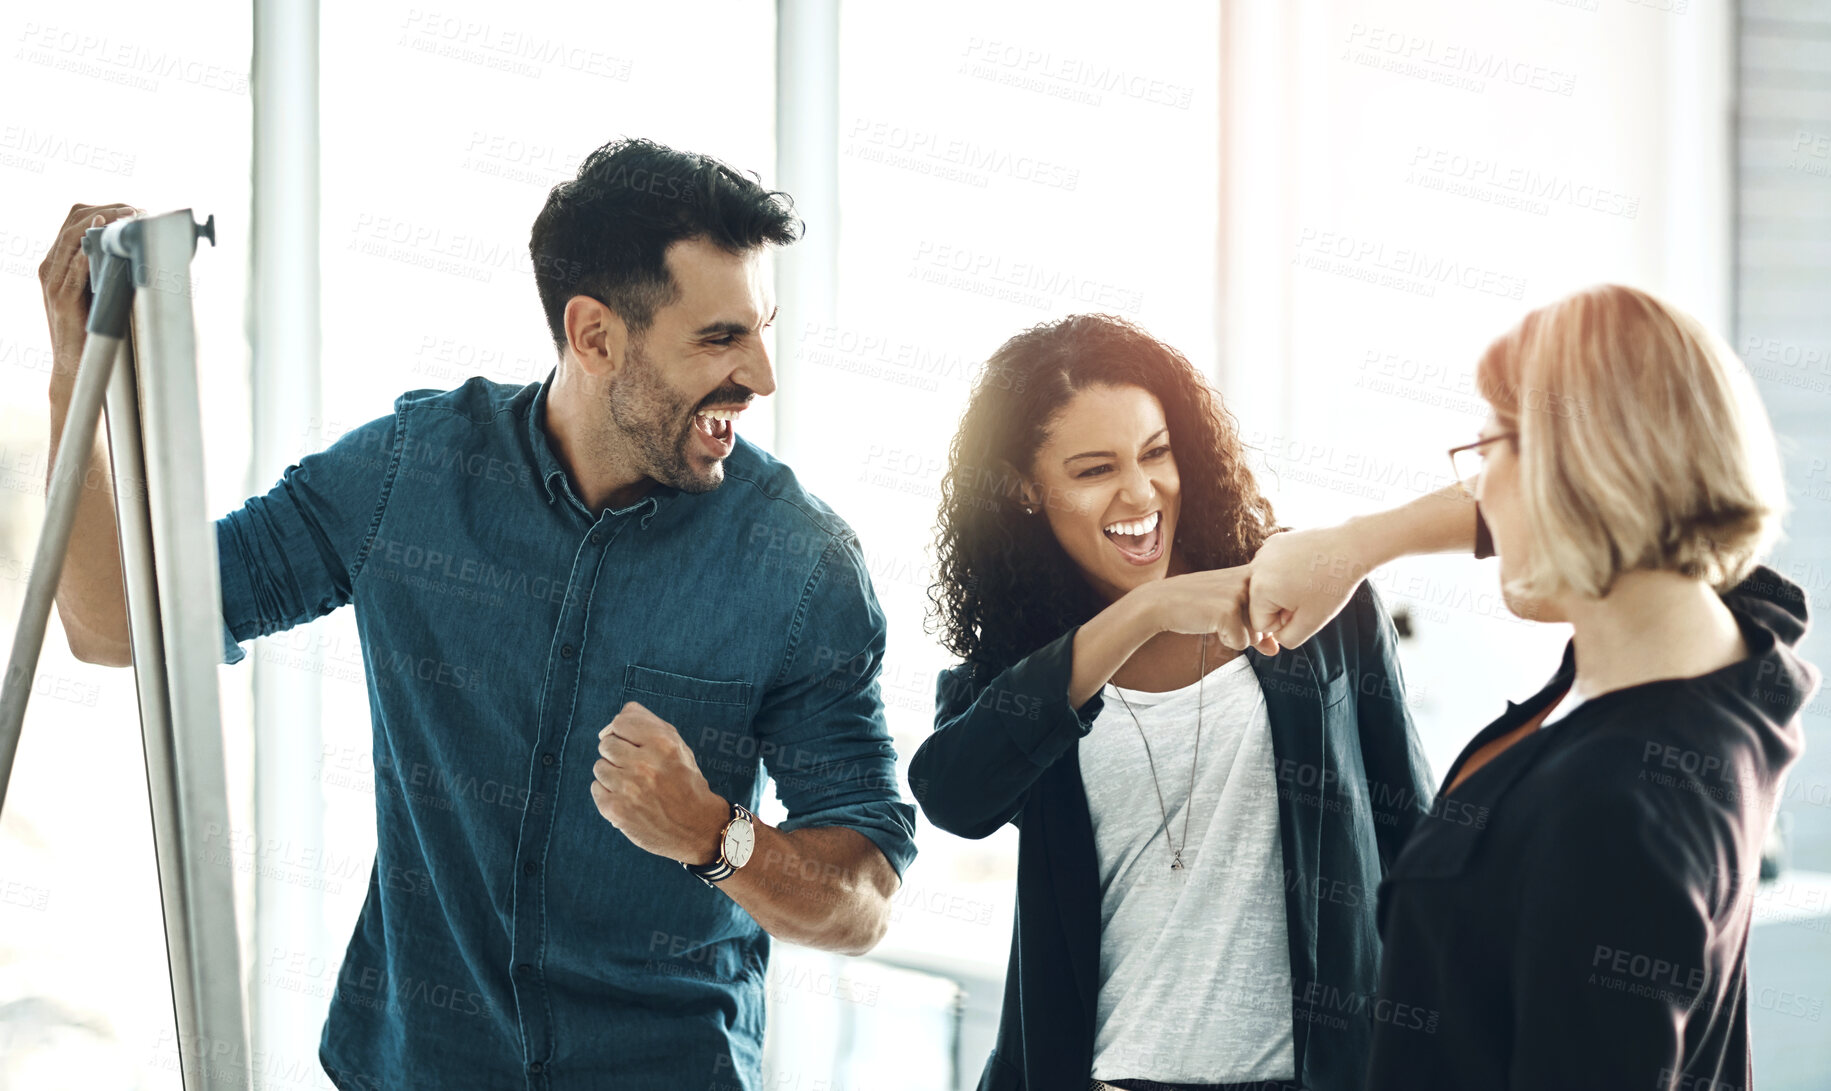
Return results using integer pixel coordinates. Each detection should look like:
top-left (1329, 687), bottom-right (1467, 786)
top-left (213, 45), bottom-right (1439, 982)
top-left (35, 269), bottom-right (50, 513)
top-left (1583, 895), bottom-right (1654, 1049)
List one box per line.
top-left (1249, 284), bottom-right (1818, 1089)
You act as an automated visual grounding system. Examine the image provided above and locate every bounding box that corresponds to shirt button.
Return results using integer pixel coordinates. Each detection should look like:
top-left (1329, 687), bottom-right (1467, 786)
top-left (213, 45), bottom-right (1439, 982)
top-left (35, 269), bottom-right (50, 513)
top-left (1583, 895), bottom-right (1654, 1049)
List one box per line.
top-left (560, 644), bottom-right (574, 659)
top-left (529, 1061), bottom-right (544, 1074)
top-left (590, 532), bottom-right (603, 545)
top-left (523, 861), bottom-right (538, 876)
top-left (541, 752), bottom-right (555, 766)
top-left (516, 962), bottom-right (533, 975)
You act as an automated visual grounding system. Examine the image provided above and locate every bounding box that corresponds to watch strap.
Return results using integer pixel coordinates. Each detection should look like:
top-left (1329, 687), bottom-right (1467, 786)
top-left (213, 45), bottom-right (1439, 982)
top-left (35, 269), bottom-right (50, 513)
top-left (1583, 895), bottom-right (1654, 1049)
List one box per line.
top-left (683, 802), bottom-right (751, 887)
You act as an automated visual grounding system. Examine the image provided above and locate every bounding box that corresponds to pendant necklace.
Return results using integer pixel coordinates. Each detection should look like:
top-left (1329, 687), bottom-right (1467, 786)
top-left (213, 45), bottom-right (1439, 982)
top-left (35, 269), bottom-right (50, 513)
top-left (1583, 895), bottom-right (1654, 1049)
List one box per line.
top-left (1111, 633), bottom-right (1206, 871)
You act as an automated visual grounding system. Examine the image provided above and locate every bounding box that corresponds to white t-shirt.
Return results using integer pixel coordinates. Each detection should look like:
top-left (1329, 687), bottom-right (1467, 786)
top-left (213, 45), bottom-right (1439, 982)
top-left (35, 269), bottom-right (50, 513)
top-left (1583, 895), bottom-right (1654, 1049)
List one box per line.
top-left (1080, 652), bottom-right (1297, 1084)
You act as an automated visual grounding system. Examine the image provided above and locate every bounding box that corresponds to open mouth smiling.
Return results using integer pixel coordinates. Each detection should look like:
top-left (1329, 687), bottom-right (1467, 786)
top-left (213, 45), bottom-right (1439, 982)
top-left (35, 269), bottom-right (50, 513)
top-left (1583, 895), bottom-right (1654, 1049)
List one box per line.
top-left (1102, 509), bottom-right (1163, 564)
top-left (691, 406), bottom-right (743, 457)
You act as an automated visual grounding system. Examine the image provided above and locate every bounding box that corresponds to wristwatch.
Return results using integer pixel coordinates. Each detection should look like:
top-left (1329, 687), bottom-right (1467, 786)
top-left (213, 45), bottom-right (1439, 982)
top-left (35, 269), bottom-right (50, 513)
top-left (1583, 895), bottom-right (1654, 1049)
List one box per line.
top-left (683, 801), bottom-right (755, 888)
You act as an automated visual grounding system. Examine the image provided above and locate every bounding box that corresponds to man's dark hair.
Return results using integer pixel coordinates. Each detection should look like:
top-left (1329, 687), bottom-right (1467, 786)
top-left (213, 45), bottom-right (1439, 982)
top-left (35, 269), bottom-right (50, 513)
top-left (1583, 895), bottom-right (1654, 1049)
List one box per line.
top-left (529, 137), bottom-right (802, 355)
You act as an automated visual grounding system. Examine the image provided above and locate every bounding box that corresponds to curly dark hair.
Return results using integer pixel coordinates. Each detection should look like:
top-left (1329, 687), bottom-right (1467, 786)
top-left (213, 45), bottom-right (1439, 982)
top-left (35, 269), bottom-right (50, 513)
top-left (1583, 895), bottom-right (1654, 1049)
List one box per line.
top-left (529, 137), bottom-right (803, 354)
top-left (925, 314), bottom-right (1280, 685)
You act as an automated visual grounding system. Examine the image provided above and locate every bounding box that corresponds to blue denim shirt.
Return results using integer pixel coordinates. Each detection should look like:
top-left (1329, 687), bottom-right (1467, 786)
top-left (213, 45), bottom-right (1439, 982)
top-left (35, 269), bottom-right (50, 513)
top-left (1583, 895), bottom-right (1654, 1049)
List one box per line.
top-left (215, 370), bottom-right (918, 1090)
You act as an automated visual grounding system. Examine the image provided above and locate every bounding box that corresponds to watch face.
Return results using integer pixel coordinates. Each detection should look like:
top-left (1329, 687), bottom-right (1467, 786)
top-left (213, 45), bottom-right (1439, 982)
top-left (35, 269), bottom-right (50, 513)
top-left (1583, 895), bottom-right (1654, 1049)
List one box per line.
top-left (723, 818), bottom-right (755, 869)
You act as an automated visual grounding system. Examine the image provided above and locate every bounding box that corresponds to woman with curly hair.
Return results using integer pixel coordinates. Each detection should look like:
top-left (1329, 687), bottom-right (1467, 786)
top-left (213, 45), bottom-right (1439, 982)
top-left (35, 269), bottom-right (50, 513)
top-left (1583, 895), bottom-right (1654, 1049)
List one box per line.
top-left (908, 314), bottom-right (1434, 1091)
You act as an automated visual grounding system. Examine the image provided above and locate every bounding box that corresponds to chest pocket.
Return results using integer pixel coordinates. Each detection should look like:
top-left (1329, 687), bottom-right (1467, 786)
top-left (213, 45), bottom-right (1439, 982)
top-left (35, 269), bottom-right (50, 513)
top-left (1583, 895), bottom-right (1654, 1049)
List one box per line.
top-left (1376, 785), bottom-right (1499, 938)
top-left (620, 664), bottom-right (759, 803)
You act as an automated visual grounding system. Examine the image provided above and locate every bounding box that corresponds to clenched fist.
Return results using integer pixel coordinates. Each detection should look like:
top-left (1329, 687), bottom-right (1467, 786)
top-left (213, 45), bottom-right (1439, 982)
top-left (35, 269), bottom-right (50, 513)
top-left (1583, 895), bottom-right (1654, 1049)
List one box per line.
top-left (1247, 526), bottom-right (1371, 649)
top-left (1142, 563), bottom-right (1283, 655)
top-left (591, 701), bottom-right (731, 865)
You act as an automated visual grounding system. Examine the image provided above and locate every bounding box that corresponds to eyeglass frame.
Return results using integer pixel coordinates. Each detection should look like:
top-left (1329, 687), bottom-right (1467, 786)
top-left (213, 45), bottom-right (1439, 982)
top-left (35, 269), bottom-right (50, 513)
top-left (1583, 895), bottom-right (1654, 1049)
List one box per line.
top-left (1447, 432), bottom-right (1516, 496)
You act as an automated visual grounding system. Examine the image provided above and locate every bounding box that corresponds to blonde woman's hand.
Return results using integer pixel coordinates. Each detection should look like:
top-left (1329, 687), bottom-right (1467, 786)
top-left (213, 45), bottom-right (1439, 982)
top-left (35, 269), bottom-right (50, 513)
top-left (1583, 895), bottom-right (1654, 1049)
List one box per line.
top-left (1247, 527), bottom-right (1371, 650)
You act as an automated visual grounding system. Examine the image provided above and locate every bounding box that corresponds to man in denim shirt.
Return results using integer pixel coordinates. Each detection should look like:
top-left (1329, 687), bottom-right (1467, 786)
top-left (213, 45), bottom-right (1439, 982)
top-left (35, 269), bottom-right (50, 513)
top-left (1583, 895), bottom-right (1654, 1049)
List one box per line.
top-left (40, 141), bottom-right (917, 1090)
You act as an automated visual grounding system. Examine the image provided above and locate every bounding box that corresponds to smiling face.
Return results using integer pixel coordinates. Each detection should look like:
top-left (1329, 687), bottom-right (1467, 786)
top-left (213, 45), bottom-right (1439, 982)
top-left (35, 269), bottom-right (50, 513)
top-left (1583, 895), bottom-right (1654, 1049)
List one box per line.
top-left (593, 236), bottom-right (777, 493)
top-left (1023, 382), bottom-right (1182, 603)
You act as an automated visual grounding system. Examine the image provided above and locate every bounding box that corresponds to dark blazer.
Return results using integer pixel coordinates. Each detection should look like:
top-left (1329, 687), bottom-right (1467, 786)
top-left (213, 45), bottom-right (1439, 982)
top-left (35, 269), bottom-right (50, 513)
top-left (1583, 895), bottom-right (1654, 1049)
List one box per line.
top-left (1366, 565), bottom-right (1819, 1089)
top-left (908, 581), bottom-right (1434, 1091)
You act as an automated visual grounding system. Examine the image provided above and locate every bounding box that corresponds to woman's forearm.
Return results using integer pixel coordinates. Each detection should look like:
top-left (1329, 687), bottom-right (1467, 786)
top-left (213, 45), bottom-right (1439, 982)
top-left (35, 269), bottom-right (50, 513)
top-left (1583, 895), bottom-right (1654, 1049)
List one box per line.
top-left (1248, 482), bottom-right (1482, 649)
top-left (1340, 480), bottom-right (1480, 571)
top-left (911, 590), bottom-right (1161, 839)
top-left (1066, 587), bottom-right (1162, 707)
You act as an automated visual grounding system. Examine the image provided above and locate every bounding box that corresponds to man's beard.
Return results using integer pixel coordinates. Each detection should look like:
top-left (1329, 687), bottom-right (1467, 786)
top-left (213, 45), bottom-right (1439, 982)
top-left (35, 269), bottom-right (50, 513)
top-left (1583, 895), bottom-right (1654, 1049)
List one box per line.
top-left (604, 338), bottom-right (731, 495)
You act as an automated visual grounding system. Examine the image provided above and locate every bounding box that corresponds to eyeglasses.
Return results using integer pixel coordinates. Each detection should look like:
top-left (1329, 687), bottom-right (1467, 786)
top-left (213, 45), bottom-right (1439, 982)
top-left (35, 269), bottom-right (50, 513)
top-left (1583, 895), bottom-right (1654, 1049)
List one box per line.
top-left (1447, 433), bottom-right (1516, 496)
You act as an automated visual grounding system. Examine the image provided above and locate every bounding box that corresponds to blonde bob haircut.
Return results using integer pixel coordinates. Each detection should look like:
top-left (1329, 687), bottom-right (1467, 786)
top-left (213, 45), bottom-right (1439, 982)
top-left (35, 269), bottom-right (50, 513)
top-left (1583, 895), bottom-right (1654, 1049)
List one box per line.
top-left (1475, 283), bottom-right (1786, 600)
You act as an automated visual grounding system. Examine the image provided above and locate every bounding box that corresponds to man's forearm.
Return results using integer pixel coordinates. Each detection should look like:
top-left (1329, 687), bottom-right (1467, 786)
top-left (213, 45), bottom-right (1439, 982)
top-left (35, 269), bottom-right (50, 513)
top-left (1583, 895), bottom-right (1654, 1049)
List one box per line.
top-left (710, 819), bottom-right (898, 957)
top-left (40, 202), bottom-right (143, 667)
top-left (47, 384), bottom-right (132, 666)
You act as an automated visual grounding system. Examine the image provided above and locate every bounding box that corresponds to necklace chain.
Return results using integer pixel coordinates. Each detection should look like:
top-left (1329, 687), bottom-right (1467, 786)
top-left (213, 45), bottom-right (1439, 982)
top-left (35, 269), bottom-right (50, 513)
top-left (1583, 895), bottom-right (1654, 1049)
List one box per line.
top-left (1110, 634), bottom-right (1206, 871)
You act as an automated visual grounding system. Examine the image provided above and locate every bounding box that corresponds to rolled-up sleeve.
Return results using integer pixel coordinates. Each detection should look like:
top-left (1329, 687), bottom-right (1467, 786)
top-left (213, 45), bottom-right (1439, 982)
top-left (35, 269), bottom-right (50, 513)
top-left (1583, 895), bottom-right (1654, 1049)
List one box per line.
top-left (220, 620), bottom-right (245, 666)
top-left (216, 408), bottom-right (400, 665)
top-left (753, 529), bottom-right (918, 880)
